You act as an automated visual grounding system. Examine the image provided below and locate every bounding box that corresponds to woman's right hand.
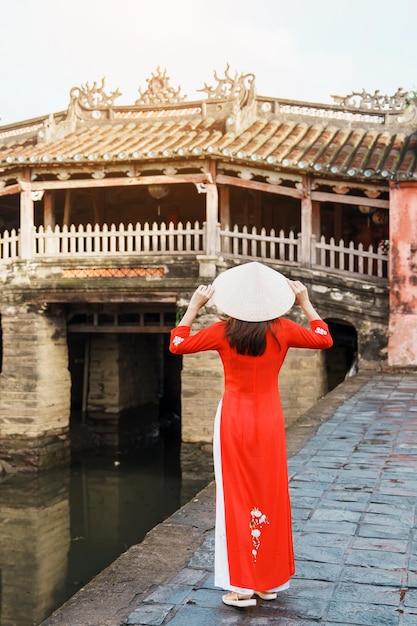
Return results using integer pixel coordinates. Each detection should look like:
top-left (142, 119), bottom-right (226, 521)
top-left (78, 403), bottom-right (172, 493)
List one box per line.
top-left (287, 279), bottom-right (310, 306)
top-left (188, 284), bottom-right (215, 311)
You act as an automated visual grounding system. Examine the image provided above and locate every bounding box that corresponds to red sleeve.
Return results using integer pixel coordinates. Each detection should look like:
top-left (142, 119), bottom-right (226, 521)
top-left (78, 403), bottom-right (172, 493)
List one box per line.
top-left (278, 318), bottom-right (333, 349)
top-left (169, 321), bottom-right (225, 354)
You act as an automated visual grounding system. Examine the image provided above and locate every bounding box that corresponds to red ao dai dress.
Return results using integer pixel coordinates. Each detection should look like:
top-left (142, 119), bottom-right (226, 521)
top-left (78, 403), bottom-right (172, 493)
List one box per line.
top-left (170, 317), bottom-right (333, 594)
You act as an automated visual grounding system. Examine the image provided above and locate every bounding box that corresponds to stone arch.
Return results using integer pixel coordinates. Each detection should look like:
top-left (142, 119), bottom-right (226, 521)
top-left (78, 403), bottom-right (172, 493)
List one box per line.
top-left (324, 318), bottom-right (358, 390)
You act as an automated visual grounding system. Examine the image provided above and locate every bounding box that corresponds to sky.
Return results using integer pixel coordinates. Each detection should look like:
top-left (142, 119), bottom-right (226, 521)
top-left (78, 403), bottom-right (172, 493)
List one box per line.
top-left (1, 0), bottom-right (417, 126)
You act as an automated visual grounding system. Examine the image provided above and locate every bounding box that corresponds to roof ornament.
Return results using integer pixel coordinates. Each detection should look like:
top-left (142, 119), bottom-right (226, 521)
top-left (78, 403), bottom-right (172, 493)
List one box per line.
top-left (135, 67), bottom-right (186, 105)
top-left (198, 63), bottom-right (256, 108)
top-left (69, 77), bottom-right (122, 116)
top-left (331, 87), bottom-right (411, 111)
top-left (39, 78), bottom-right (122, 143)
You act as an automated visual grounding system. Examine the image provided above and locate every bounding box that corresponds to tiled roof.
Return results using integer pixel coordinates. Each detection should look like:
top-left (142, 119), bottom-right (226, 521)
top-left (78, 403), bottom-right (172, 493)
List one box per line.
top-left (1, 70), bottom-right (417, 183)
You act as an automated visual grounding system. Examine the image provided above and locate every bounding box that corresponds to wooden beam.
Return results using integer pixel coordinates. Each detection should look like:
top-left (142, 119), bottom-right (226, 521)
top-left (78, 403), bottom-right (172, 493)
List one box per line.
top-left (67, 324), bottom-right (173, 333)
top-left (0, 183), bottom-right (22, 197)
top-left (29, 173), bottom-right (211, 192)
top-left (30, 291), bottom-right (178, 303)
top-left (216, 174), bottom-right (303, 199)
top-left (311, 190), bottom-right (389, 209)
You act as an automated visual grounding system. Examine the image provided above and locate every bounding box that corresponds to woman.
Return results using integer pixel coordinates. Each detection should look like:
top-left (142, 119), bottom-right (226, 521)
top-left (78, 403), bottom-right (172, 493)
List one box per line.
top-left (169, 262), bottom-right (333, 608)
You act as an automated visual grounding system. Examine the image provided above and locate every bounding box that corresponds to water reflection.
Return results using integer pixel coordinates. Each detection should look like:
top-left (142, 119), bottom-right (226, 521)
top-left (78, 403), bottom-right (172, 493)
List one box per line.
top-left (0, 439), bottom-right (213, 626)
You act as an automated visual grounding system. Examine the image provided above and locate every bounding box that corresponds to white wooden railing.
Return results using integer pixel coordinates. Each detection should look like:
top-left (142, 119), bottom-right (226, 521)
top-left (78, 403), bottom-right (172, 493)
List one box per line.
top-left (220, 226), bottom-right (299, 263)
top-left (0, 228), bottom-right (19, 259)
top-left (34, 221), bottom-right (204, 256)
top-left (312, 235), bottom-right (387, 278)
top-left (0, 221), bottom-right (388, 279)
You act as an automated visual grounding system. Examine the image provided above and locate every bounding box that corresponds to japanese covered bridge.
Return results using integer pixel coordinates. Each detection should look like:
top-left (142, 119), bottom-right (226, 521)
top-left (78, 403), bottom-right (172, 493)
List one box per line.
top-left (0, 67), bottom-right (416, 471)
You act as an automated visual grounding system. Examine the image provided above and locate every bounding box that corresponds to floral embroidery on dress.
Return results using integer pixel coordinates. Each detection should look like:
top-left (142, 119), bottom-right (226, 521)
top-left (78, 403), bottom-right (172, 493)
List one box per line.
top-left (250, 507), bottom-right (269, 563)
top-left (172, 336), bottom-right (185, 346)
top-left (314, 327), bottom-right (328, 335)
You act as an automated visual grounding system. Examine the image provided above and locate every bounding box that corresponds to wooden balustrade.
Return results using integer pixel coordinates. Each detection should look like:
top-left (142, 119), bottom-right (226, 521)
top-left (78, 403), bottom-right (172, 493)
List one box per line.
top-left (0, 221), bottom-right (388, 280)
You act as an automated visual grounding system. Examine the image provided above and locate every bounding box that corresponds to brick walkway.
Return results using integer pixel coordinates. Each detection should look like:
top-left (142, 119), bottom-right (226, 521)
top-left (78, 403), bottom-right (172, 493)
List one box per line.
top-left (42, 373), bottom-right (417, 626)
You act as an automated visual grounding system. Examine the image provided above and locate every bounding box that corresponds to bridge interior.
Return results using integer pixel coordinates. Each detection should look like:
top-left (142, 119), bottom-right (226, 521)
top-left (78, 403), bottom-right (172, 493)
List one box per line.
top-left (66, 302), bottom-right (182, 454)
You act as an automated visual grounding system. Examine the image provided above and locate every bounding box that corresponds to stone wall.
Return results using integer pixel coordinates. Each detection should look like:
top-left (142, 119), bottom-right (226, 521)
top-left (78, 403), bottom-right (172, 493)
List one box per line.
top-left (87, 334), bottom-right (160, 414)
top-left (0, 303), bottom-right (71, 470)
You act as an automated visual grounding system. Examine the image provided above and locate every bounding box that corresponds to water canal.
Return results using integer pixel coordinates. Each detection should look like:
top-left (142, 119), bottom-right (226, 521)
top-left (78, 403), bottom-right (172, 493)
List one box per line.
top-left (0, 429), bottom-right (214, 626)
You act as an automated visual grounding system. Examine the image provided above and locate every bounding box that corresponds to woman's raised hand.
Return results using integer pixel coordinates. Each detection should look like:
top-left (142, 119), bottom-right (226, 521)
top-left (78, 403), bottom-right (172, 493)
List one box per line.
top-left (287, 279), bottom-right (323, 322)
top-left (287, 279), bottom-right (310, 306)
top-left (189, 284), bottom-right (215, 310)
top-left (178, 284), bottom-right (215, 327)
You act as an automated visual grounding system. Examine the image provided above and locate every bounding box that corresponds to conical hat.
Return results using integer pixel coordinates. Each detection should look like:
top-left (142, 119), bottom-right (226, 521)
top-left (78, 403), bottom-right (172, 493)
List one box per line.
top-left (212, 262), bottom-right (295, 322)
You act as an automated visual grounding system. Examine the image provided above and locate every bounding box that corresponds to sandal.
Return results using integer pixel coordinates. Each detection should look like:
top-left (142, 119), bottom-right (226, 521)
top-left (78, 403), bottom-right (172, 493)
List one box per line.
top-left (255, 590), bottom-right (277, 600)
top-left (222, 592), bottom-right (256, 607)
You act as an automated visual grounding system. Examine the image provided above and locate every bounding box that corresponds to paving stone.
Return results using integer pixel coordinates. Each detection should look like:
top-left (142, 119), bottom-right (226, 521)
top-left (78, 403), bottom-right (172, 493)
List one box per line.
top-left (319, 497), bottom-right (368, 512)
top-left (296, 532), bottom-right (351, 550)
top-left (291, 507), bottom-right (311, 521)
top-left (324, 490), bottom-right (371, 503)
top-left (293, 560), bottom-right (342, 583)
top-left (287, 578), bottom-right (334, 601)
top-left (247, 620), bottom-right (327, 626)
top-left (340, 565), bottom-right (404, 587)
top-left (144, 583), bottom-right (192, 605)
top-left (350, 536), bottom-right (408, 553)
top-left (187, 587), bottom-right (226, 608)
top-left (295, 544), bottom-right (346, 565)
top-left (367, 502), bottom-right (415, 519)
top-left (169, 567), bottom-right (207, 586)
top-left (199, 572), bottom-right (215, 588)
top-left (302, 520), bottom-right (358, 535)
top-left (272, 594), bottom-right (329, 621)
top-left (406, 570), bottom-right (417, 589)
top-left (345, 548), bottom-right (407, 570)
top-left (125, 602), bottom-right (173, 625)
top-left (332, 581), bottom-right (400, 606)
top-left (363, 512), bottom-right (411, 528)
top-left (371, 493), bottom-right (417, 509)
top-left (166, 604), bottom-right (243, 625)
top-left (403, 589), bottom-right (417, 608)
top-left (326, 600), bottom-right (400, 626)
top-left (402, 611), bottom-right (417, 626)
top-left (289, 496), bottom-right (320, 509)
top-left (310, 507), bottom-right (361, 523)
top-left (358, 524), bottom-right (411, 540)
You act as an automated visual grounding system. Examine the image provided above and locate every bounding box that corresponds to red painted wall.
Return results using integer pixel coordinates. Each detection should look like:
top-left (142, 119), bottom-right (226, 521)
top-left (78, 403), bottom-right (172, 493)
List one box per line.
top-left (388, 183), bottom-right (417, 366)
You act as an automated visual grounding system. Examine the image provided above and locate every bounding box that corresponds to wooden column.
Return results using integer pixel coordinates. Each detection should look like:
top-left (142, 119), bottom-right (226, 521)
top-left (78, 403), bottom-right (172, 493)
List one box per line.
top-left (63, 190), bottom-right (71, 226)
top-left (19, 183), bottom-right (34, 260)
top-left (219, 185), bottom-right (230, 229)
top-left (205, 182), bottom-right (219, 256)
top-left (43, 191), bottom-right (55, 228)
top-left (388, 182), bottom-right (417, 367)
top-left (312, 200), bottom-right (321, 238)
top-left (300, 176), bottom-right (312, 267)
top-left (198, 182), bottom-right (219, 278)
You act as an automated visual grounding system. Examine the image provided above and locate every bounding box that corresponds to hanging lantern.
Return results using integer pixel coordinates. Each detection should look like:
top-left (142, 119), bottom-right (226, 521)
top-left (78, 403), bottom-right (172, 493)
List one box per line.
top-left (358, 205), bottom-right (372, 214)
top-left (148, 185), bottom-right (169, 200)
top-left (372, 210), bottom-right (388, 225)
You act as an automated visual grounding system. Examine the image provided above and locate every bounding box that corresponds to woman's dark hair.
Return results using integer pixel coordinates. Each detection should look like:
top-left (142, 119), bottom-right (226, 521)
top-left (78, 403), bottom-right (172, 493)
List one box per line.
top-left (225, 318), bottom-right (280, 356)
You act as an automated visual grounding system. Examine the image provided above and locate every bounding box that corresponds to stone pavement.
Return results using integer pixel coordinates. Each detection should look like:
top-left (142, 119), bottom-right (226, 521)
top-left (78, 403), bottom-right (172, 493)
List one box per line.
top-left (42, 372), bottom-right (417, 626)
